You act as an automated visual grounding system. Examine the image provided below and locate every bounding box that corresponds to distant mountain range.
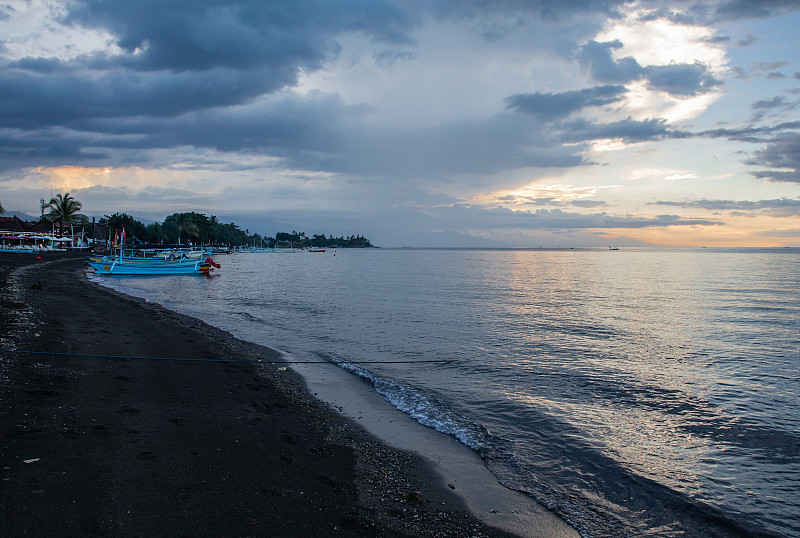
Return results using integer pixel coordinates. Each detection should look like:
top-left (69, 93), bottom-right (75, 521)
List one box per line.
top-left (3, 211), bottom-right (39, 221)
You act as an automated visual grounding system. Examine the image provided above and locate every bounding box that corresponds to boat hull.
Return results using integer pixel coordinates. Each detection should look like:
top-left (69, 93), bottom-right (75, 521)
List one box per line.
top-left (86, 261), bottom-right (213, 275)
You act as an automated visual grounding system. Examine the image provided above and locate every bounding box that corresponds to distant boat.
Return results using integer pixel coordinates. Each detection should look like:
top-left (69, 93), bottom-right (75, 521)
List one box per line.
top-left (86, 257), bottom-right (220, 275)
top-left (308, 248), bottom-right (326, 253)
top-left (609, 246), bottom-right (619, 250)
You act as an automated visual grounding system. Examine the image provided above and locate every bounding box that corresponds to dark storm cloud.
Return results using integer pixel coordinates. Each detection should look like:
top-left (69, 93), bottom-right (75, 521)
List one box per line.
top-left (0, 66), bottom-right (291, 129)
top-left (504, 85), bottom-right (627, 120)
top-left (428, 0), bottom-right (626, 22)
top-left (0, 0), bottom-right (415, 172)
top-left (63, 0), bottom-right (416, 73)
top-left (0, 0), bottom-right (795, 190)
top-left (0, 1), bottom-right (419, 173)
top-left (1, 0), bottom-right (416, 130)
top-left (0, 0), bottom-right (619, 177)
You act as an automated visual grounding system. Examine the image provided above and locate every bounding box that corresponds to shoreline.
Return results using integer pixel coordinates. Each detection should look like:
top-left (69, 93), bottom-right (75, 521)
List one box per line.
top-left (0, 252), bottom-right (573, 536)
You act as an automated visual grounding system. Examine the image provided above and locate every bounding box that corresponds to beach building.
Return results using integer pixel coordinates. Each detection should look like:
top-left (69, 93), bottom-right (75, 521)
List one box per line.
top-left (0, 216), bottom-right (96, 252)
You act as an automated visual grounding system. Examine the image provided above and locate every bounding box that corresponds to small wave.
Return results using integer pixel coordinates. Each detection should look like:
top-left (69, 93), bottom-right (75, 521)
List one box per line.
top-left (239, 311), bottom-right (262, 322)
top-left (326, 355), bottom-right (491, 453)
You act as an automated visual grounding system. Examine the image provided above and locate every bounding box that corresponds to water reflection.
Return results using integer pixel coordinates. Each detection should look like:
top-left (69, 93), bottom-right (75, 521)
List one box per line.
top-left (94, 248), bottom-right (800, 536)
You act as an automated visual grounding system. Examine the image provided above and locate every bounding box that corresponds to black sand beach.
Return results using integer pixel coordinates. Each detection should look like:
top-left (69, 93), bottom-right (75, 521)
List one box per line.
top-left (0, 252), bottom-right (530, 537)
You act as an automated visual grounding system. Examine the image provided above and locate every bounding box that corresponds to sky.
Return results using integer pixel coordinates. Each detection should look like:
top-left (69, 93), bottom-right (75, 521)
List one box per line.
top-left (1, 0), bottom-right (800, 247)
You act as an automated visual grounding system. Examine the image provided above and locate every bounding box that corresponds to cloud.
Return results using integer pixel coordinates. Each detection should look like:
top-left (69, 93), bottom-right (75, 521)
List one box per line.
top-left (570, 200), bottom-right (608, 208)
top-left (651, 197), bottom-right (800, 217)
top-left (752, 96), bottom-right (790, 110)
top-left (578, 39), bottom-right (722, 98)
top-left (754, 228), bottom-right (800, 238)
top-left (746, 134), bottom-right (800, 183)
top-left (736, 34), bottom-right (757, 47)
top-left (1, 0), bottom-right (418, 130)
top-left (705, 0), bottom-right (800, 21)
top-left (733, 61), bottom-right (789, 80)
top-left (578, 40), bottom-right (643, 84)
top-left (560, 117), bottom-right (684, 144)
top-left (643, 63), bottom-right (722, 96)
top-left (64, 0), bottom-right (416, 71)
top-left (698, 122), bottom-right (800, 183)
top-left (430, 205), bottom-right (723, 231)
top-left (0, 1), bottom-right (626, 180)
top-left (0, 0), bottom-right (711, 183)
top-left (0, 0), bottom-right (798, 248)
top-left (478, 183), bottom-right (620, 207)
top-left (504, 85), bottom-right (627, 120)
top-left (664, 173), bottom-right (699, 181)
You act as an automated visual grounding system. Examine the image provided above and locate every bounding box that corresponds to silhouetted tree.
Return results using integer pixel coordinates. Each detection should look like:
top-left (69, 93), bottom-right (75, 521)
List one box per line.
top-left (46, 192), bottom-right (85, 234)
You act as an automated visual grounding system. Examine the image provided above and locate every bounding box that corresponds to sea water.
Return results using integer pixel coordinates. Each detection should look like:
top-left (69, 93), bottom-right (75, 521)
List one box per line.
top-left (92, 248), bottom-right (800, 537)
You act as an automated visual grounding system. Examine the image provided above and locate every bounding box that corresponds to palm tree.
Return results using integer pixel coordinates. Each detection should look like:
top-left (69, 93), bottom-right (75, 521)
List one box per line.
top-left (45, 192), bottom-right (85, 234)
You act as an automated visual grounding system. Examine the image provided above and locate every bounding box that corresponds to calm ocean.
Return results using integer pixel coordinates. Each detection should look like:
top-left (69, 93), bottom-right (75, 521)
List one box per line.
top-left (92, 248), bottom-right (800, 537)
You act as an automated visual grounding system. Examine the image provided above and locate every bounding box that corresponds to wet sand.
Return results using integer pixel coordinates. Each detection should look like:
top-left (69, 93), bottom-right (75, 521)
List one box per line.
top-left (0, 252), bottom-right (572, 537)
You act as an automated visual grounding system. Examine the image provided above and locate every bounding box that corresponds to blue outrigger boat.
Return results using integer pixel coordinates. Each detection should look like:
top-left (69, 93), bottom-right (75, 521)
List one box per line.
top-left (86, 257), bottom-right (220, 275)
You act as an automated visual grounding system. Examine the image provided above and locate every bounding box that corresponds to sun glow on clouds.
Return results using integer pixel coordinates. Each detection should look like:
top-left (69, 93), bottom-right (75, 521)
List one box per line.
top-left (26, 166), bottom-right (112, 191)
top-left (589, 138), bottom-right (644, 152)
top-left (629, 168), bottom-right (699, 182)
top-left (664, 173), bottom-right (700, 181)
top-left (32, 166), bottom-right (171, 191)
top-left (477, 182), bottom-right (621, 207)
top-left (595, 8), bottom-right (728, 123)
top-left (597, 13), bottom-right (726, 68)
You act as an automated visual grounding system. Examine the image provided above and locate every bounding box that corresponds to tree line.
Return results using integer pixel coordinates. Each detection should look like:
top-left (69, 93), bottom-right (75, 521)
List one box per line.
top-left (102, 212), bottom-right (373, 248)
top-left (2, 191), bottom-right (373, 248)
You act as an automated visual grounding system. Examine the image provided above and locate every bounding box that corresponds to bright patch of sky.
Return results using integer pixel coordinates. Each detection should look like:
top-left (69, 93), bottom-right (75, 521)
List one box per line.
top-left (594, 8), bottom-right (728, 123)
top-left (0, 0), bottom-right (120, 60)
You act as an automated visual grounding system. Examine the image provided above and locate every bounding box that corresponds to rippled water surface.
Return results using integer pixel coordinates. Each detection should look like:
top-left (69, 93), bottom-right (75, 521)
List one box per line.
top-left (94, 248), bottom-right (800, 537)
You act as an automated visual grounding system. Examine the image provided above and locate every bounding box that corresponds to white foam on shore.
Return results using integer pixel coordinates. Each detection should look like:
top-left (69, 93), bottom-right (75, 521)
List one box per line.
top-left (290, 358), bottom-right (578, 538)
